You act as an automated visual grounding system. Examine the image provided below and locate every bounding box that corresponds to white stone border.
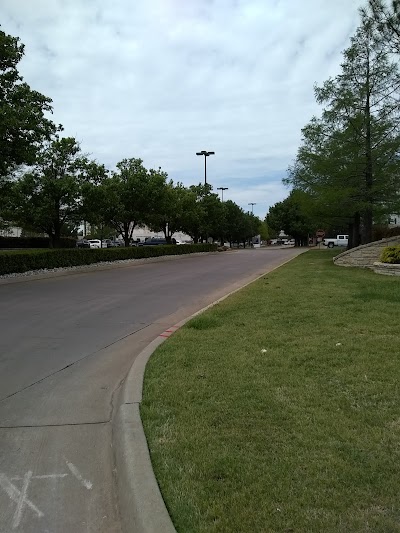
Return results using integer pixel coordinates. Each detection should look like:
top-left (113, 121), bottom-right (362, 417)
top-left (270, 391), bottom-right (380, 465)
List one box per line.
top-left (373, 261), bottom-right (400, 276)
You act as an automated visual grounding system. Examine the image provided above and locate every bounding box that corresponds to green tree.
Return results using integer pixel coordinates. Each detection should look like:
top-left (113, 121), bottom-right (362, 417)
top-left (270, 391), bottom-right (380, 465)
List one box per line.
top-left (80, 165), bottom-right (112, 245)
top-left (199, 189), bottom-right (225, 242)
top-left (10, 137), bottom-right (93, 247)
top-left (147, 180), bottom-right (195, 242)
top-left (258, 220), bottom-right (270, 242)
top-left (0, 29), bottom-right (58, 178)
top-left (99, 158), bottom-right (166, 247)
top-left (286, 18), bottom-right (400, 246)
top-left (363, 0), bottom-right (400, 52)
top-left (267, 191), bottom-right (316, 245)
top-left (180, 184), bottom-right (219, 243)
top-left (221, 200), bottom-right (245, 245)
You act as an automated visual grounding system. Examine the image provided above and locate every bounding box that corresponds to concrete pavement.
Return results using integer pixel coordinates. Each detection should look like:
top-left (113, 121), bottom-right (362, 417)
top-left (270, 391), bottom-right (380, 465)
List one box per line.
top-left (0, 248), bottom-right (303, 532)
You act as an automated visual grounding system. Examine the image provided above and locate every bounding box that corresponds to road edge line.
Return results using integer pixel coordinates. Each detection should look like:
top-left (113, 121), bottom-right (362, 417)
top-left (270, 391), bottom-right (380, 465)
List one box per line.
top-left (113, 250), bottom-right (306, 533)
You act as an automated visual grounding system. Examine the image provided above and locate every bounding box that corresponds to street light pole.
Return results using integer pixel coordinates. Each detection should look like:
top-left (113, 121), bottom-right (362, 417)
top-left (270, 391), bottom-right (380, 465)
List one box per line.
top-left (217, 187), bottom-right (228, 202)
top-left (248, 202), bottom-right (256, 213)
top-left (196, 150), bottom-right (215, 185)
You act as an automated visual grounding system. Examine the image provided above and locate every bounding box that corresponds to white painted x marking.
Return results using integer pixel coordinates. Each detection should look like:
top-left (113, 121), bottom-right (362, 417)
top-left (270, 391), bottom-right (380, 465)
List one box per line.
top-left (0, 471), bottom-right (44, 529)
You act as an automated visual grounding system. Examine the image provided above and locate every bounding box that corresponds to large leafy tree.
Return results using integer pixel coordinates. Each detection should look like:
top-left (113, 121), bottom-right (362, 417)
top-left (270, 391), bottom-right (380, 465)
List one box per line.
top-left (221, 200), bottom-right (246, 245)
top-left (267, 191), bottom-right (316, 245)
top-left (286, 18), bottom-right (400, 246)
top-left (0, 29), bottom-right (58, 178)
top-left (97, 158), bottom-right (166, 247)
top-left (10, 137), bottom-right (96, 247)
top-left (147, 180), bottom-right (196, 242)
top-left (80, 162), bottom-right (111, 243)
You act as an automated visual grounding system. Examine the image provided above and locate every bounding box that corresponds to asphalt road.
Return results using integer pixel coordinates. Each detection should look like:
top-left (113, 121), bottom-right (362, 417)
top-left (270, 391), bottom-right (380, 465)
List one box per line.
top-left (0, 248), bottom-right (303, 532)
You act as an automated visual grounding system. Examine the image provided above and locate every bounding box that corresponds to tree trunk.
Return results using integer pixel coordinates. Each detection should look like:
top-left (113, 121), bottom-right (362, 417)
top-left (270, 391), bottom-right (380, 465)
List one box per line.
top-left (48, 231), bottom-right (55, 248)
top-left (53, 221), bottom-right (62, 248)
top-left (123, 222), bottom-right (130, 247)
top-left (363, 49), bottom-right (374, 244)
top-left (349, 212), bottom-right (361, 249)
top-left (361, 208), bottom-right (373, 244)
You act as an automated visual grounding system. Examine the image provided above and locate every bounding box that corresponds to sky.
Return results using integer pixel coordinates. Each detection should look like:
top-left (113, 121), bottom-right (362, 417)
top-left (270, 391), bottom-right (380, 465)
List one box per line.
top-left (2, 0), bottom-right (365, 219)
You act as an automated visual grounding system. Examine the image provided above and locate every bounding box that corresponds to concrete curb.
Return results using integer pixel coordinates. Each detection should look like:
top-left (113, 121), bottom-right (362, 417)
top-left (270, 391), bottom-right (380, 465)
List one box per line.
top-left (113, 250), bottom-right (306, 533)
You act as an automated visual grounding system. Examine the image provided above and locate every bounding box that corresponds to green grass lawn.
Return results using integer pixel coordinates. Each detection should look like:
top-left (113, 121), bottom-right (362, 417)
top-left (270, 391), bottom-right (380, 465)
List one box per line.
top-left (141, 251), bottom-right (400, 533)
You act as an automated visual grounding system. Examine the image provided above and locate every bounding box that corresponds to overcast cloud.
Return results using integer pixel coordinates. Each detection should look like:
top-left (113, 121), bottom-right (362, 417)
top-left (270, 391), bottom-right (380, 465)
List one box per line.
top-left (2, 0), bottom-right (365, 218)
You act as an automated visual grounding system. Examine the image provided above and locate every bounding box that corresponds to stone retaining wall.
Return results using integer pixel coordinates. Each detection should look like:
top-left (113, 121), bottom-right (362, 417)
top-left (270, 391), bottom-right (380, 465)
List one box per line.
top-left (333, 235), bottom-right (400, 269)
top-left (373, 262), bottom-right (400, 276)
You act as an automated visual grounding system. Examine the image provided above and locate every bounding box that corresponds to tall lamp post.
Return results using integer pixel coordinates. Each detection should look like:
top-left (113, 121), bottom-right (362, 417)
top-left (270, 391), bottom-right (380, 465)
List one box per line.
top-left (248, 202), bottom-right (256, 213)
top-left (217, 187), bottom-right (228, 202)
top-left (196, 150), bottom-right (215, 185)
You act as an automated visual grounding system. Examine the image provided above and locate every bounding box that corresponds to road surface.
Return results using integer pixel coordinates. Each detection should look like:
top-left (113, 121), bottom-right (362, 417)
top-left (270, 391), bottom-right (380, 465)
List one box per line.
top-left (0, 248), bottom-right (302, 532)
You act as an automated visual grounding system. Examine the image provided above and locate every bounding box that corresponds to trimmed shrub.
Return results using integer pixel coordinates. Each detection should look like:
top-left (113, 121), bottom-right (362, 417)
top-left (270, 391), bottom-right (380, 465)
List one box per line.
top-left (0, 244), bottom-right (217, 275)
top-left (0, 236), bottom-right (76, 249)
top-left (381, 245), bottom-right (400, 264)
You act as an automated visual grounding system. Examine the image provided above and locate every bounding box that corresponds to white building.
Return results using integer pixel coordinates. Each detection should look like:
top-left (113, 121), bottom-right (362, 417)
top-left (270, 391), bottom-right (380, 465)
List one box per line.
top-left (0, 226), bottom-right (22, 237)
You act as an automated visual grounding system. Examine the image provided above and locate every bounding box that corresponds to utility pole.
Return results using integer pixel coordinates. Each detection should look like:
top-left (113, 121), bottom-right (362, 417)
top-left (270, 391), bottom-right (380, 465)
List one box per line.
top-left (217, 187), bottom-right (228, 202)
top-left (248, 203), bottom-right (256, 213)
top-left (196, 150), bottom-right (215, 185)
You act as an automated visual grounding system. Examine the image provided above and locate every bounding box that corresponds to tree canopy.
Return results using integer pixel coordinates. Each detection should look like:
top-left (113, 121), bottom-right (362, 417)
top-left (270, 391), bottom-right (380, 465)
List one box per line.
top-left (9, 137), bottom-right (101, 246)
top-left (0, 29), bottom-right (58, 178)
top-left (285, 16), bottom-right (400, 247)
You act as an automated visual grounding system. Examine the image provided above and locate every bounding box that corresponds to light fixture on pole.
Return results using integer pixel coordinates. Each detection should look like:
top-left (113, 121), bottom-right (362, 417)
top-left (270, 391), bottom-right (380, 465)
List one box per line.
top-left (217, 187), bottom-right (228, 202)
top-left (248, 202), bottom-right (256, 213)
top-left (196, 150), bottom-right (215, 185)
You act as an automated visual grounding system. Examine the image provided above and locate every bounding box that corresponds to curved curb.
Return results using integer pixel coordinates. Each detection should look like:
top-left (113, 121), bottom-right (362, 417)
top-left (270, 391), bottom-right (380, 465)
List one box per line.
top-left (113, 251), bottom-right (305, 533)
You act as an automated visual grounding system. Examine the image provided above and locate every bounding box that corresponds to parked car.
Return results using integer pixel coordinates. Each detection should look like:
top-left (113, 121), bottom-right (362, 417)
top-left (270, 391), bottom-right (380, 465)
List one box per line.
top-left (283, 239), bottom-right (295, 246)
top-left (87, 239), bottom-right (102, 249)
top-left (137, 237), bottom-right (176, 246)
top-left (323, 235), bottom-right (349, 248)
top-left (76, 239), bottom-right (90, 248)
top-left (102, 239), bottom-right (119, 248)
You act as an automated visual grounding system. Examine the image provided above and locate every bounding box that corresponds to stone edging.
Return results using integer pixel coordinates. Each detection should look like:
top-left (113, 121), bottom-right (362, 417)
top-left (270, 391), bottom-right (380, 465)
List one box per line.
top-left (112, 251), bottom-right (306, 533)
top-left (373, 261), bottom-right (400, 276)
top-left (334, 235), bottom-right (400, 263)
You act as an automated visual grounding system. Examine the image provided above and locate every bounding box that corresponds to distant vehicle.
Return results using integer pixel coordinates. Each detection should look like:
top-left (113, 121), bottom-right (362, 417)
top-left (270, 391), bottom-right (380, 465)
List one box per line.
top-left (76, 239), bottom-right (90, 248)
top-left (323, 235), bottom-right (349, 248)
top-left (283, 239), bottom-right (295, 246)
top-left (87, 239), bottom-right (102, 249)
top-left (102, 239), bottom-right (119, 248)
top-left (137, 237), bottom-right (176, 246)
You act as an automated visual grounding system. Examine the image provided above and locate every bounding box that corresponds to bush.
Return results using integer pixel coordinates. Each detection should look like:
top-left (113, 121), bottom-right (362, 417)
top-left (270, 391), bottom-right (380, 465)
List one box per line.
top-left (0, 244), bottom-right (217, 275)
top-left (373, 225), bottom-right (400, 241)
top-left (0, 236), bottom-right (76, 249)
top-left (381, 245), bottom-right (400, 264)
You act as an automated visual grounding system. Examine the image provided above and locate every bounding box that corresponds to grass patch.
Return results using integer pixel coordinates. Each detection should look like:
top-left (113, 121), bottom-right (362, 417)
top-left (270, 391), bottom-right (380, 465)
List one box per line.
top-left (141, 251), bottom-right (400, 533)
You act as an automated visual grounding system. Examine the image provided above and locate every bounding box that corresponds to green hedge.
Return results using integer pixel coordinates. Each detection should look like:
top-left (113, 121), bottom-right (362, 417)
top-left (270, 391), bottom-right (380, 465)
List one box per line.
top-left (381, 245), bottom-right (400, 264)
top-left (0, 236), bottom-right (76, 249)
top-left (0, 244), bottom-right (217, 275)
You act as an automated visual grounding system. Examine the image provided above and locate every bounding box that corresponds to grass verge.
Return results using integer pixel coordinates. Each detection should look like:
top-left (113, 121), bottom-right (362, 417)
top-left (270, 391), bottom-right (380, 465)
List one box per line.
top-left (141, 250), bottom-right (400, 533)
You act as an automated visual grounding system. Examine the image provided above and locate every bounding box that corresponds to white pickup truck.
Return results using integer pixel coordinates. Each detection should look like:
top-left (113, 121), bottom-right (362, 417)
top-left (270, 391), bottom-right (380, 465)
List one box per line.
top-left (323, 234), bottom-right (349, 248)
